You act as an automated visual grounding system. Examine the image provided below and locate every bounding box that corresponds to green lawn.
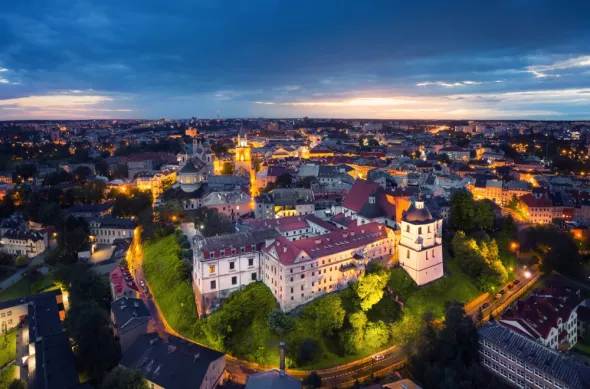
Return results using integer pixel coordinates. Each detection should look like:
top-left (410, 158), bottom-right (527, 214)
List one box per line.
top-left (0, 365), bottom-right (17, 389)
top-left (574, 342), bottom-right (590, 356)
top-left (0, 330), bottom-right (17, 369)
top-left (0, 274), bottom-right (58, 302)
top-left (143, 234), bottom-right (200, 336)
top-left (0, 269), bottom-right (15, 284)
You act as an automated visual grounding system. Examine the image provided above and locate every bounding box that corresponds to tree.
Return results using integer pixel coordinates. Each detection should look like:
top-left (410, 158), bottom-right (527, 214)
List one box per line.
top-left (474, 201), bottom-right (495, 231)
top-left (66, 301), bottom-right (121, 381)
top-left (268, 310), bottom-right (294, 334)
top-left (297, 338), bottom-right (320, 365)
top-left (450, 191), bottom-right (475, 231)
top-left (221, 161), bottom-right (235, 175)
top-left (36, 202), bottom-right (64, 226)
top-left (193, 207), bottom-right (234, 237)
top-left (364, 320), bottom-right (390, 349)
top-left (357, 272), bottom-right (388, 311)
top-left (112, 188), bottom-right (152, 218)
top-left (437, 153), bottom-right (451, 165)
top-left (300, 294), bottom-right (345, 336)
top-left (157, 200), bottom-right (185, 222)
top-left (275, 173), bottom-right (293, 188)
top-left (101, 367), bottom-right (148, 389)
top-left (304, 371), bottom-right (322, 389)
top-left (68, 266), bottom-right (112, 310)
top-left (8, 380), bottom-right (26, 389)
top-left (340, 310), bottom-right (368, 354)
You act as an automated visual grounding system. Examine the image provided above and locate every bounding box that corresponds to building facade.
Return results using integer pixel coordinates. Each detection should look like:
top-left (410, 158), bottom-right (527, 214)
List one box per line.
top-left (255, 188), bottom-right (315, 220)
top-left (89, 216), bottom-right (136, 244)
top-left (261, 222), bottom-right (395, 311)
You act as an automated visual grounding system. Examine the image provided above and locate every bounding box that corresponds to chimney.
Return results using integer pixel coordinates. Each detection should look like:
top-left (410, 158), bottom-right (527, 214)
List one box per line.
top-left (279, 342), bottom-right (286, 377)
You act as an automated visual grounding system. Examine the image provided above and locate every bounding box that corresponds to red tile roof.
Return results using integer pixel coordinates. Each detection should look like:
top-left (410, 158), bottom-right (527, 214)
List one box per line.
top-left (264, 222), bottom-right (388, 265)
top-left (520, 193), bottom-right (552, 208)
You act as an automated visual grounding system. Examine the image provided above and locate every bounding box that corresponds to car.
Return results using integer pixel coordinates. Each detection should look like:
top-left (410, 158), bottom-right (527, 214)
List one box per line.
top-left (373, 354), bottom-right (385, 362)
top-left (495, 293), bottom-right (502, 299)
top-left (142, 285), bottom-right (149, 293)
top-left (513, 279), bottom-right (521, 285)
top-left (140, 280), bottom-right (145, 286)
top-left (146, 292), bottom-right (152, 299)
top-left (482, 302), bottom-right (490, 309)
top-left (508, 283), bottom-right (514, 290)
top-left (499, 289), bottom-right (506, 295)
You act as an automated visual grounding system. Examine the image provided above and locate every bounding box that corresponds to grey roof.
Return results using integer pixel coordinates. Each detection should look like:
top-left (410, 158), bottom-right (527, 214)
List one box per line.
top-left (479, 322), bottom-right (590, 389)
top-left (67, 201), bottom-right (113, 215)
top-left (200, 229), bottom-right (279, 252)
top-left (33, 333), bottom-right (80, 389)
top-left (256, 188), bottom-right (314, 205)
top-left (178, 159), bottom-right (205, 174)
top-left (1, 228), bottom-right (44, 242)
top-left (120, 333), bottom-right (225, 389)
top-left (245, 369), bottom-right (302, 389)
top-left (93, 216), bottom-right (137, 229)
top-left (111, 296), bottom-right (152, 329)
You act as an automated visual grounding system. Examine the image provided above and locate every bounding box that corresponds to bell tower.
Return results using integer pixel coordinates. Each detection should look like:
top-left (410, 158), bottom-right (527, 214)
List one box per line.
top-left (234, 131), bottom-right (252, 175)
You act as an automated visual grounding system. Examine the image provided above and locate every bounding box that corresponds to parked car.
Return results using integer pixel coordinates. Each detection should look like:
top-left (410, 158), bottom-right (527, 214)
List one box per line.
top-left (513, 279), bottom-right (521, 286)
top-left (146, 292), bottom-right (152, 299)
top-left (373, 354), bottom-right (385, 362)
top-left (508, 283), bottom-right (514, 290)
top-left (140, 280), bottom-right (145, 287)
top-left (482, 302), bottom-right (490, 309)
top-left (499, 289), bottom-right (506, 295)
top-left (495, 293), bottom-right (502, 299)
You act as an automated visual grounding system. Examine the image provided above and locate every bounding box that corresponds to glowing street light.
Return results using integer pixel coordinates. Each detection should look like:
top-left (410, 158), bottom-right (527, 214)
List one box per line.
top-left (524, 270), bottom-right (532, 279)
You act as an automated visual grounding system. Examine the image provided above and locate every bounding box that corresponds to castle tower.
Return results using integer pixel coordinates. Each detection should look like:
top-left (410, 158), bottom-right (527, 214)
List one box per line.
top-left (399, 200), bottom-right (443, 286)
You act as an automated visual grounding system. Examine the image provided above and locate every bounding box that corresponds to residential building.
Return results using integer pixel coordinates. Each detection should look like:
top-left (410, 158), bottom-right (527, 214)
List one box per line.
top-left (66, 201), bottom-right (113, 219)
top-left (255, 188), bottom-right (315, 220)
top-left (478, 322), bottom-right (590, 389)
top-left (120, 333), bottom-right (226, 389)
top-left (89, 216), bottom-right (136, 244)
top-left (439, 147), bottom-right (470, 161)
top-left (0, 228), bottom-right (47, 258)
top-left (257, 166), bottom-right (288, 190)
top-left (261, 222), bottom-right (395, 311)
top-left (500, 286), bottom-right (582, 351)
top-left (340, 179), bottom-right (401, 227)
top-left (399, 201), bottom-right (444, 286)
top-left (520, 193), bottom-right (553, 224)
top-left (202, 190), bottom-right (253, 221)
top-left (192, 229), bottom-right (279, 315)
top-left (111, 296), bottom-right (156, 353)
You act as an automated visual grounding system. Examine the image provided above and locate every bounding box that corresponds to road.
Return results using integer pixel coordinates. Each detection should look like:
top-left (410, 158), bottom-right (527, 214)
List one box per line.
top-left (0, 252), bottom-right (46, 291)
top-left (465, 271), bottom-right (539, 321)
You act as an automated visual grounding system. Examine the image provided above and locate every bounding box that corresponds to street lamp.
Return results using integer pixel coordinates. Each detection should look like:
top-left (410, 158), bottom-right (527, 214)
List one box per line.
top-left (524, 270), bottom-right (532, 279)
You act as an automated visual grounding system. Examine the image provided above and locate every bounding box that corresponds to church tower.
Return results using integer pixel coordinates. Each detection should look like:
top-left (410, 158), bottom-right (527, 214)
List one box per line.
top-left (399, 200), bottom-right (443, 286)
top-left (234, 130), bottom-right (252, 176)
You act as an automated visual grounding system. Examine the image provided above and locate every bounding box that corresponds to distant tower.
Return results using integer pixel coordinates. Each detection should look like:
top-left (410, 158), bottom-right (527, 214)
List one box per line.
top-left (234, 129), bottom-right (252, 176)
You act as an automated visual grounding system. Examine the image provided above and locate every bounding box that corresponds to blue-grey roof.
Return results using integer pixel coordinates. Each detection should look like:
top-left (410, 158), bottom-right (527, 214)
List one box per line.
top-left (479, 322), bottom-right (590, 389)
top-left (120, 333), bottom-right (225, 389)
top-left (245, 369), bottom-right (302, 389)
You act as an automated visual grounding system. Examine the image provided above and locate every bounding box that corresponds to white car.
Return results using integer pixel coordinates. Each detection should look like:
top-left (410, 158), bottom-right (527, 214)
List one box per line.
top-left (140, 280), bottom-right (145, 286)
top-left (373, 354), bottom-right (385, 362)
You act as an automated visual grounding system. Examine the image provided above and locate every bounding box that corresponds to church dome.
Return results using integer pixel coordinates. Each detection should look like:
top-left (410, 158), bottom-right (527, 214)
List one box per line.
top-left (403, 201), bottom-right (433, 223)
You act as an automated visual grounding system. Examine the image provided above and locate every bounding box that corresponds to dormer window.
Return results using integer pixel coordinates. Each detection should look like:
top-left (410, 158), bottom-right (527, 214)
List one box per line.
top-left (368, 195), bottom-right (376, 204)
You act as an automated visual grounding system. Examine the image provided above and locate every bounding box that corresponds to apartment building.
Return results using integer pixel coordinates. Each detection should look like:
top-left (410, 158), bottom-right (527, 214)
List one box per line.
top-left (478, 322), bottom-right (590, 389)
top-left (202, 190), bottom-right (253, 222)
top-left (261, 222), bottom-right (395, 311)
top-left (469, 179), bottom-right (532, 206)
top-left (520, 193), bottom-right (553, 224)
top-left (192, 229), bottom-right (279, 315)
top-left (89, 216), bottom-right (137, 244)
top-left (439, 147), bottom-right (470, 161)
top-left (240, 214), bottom-right (339, 241)
top-left (500, 287), bottom-right (582, 351)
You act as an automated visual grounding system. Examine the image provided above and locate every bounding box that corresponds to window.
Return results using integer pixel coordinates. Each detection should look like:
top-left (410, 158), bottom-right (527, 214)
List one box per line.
top-left (248, 258), bottom-right (254, 267)
top-left (241, 247), bottom-right (245, 253)
top-left (232, 276), bottom-right (237, 285)
top-left (418, 227), bottom-right (422, 234)
top-left (229, 261), bottom-right (235, 270)
top-left (209, 265), bottom-right (215, 274)
top-left (290, 287), bottom-right (294, 293)
top-left (301, 274), bottom-right (305, 279)
top-left (210, 280), bottom-right (216, 290)
top-left (406, 225), bottom-right (410, 232)
top-left (407, 249), bottom-right (410, 259)
top-left (251, 272), bottom-right (257, 281)
top-left (301, 285), bottom-right (304, 291)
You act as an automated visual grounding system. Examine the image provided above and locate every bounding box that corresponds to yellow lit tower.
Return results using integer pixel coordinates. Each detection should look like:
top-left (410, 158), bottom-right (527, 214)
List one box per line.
top-left (234, 129), bottom-right (257, 196)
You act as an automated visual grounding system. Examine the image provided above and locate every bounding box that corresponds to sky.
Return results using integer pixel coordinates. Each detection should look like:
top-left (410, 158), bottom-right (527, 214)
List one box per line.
top-left (1, 0), bottom-right (590, 120)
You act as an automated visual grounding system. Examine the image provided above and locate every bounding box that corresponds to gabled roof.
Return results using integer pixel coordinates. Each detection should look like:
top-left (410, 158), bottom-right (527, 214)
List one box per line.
top-left (342, 180), bottom-right (396, 220)
top-left (120, 333), bottom-right (225, 389)
top-left (178, 159), bottom-right (205, 174)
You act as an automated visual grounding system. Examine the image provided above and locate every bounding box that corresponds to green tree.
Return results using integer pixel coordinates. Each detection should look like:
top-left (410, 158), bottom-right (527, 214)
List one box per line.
top-left (300, 294), bottom-right (345, 336)
top-left (66, 301), bottom-right (121, 381)
top-left (275, 173), bottom-right (293, 188)
top-left (474, 201), bottom-right (495, 230)
top-left (357, 272), bottom-right (388, 311)
top-left (101, 367), bottom-right (148, 389)
top-left (304, 371), bottom-right (322, 389)
top-left (193, 207), bottom-right (234, 237)
top-left (268, 310), bottom-right (294, 334)
top-left (157, 200), bottom-right (185, 222)
top-left (450, 191), bottom-right (475, 231)
top-left (36, 203), bottom-right (64, 226)
top-left (8, 380), bottom-right (26, 389)
top-left (364, 320), bottom-right (390, 349)
top-left (68, 266), bottom-right (112, 310)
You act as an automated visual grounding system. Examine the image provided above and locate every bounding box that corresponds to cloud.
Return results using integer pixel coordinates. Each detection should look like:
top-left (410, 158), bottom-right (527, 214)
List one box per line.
top-left (417, 80), bottom-right (503, 87)
top-left (525, 55), bottom-right (590, 78)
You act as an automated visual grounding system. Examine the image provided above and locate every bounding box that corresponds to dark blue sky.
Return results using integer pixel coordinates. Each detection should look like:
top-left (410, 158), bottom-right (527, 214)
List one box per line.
top-left (1, 0), bottom-right (590, 120)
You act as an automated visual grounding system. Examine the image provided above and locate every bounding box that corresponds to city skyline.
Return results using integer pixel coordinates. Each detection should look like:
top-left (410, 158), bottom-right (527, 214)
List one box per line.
top-left (1, 1), bottom-right (590, 120)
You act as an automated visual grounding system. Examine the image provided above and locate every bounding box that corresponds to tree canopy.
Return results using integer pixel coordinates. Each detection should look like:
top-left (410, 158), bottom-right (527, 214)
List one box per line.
top-left (101, 367), bottom-right (148, 389)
